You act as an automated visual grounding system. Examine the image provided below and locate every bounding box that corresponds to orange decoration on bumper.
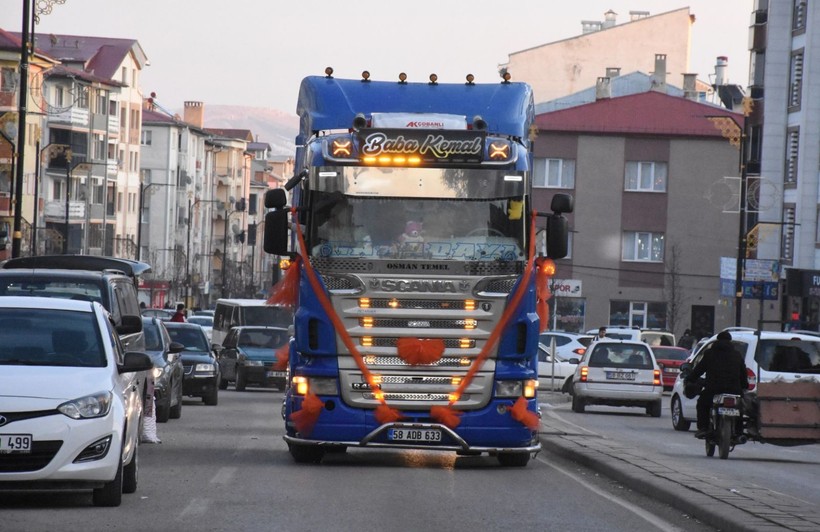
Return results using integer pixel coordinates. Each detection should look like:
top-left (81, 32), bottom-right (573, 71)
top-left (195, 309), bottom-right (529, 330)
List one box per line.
top-left (375, 404), bottom-right (403, 425)
top-left (430, 405), bottom-right (462, 429)
top-left (291, 393), bottom-right (323, 435)
top-left (273, 344), bottom-right (289, 371)
top-left (509, 396), bottom-right (540, 430)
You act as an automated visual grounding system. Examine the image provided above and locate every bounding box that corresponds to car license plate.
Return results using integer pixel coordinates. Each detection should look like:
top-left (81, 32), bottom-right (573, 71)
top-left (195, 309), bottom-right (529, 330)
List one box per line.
top-left (718, 407), bottom-right (740, 416)
top-left (606, 371), bottom-right (636, 381)
top-left (0, 434), bottom-right (32, 454)
top-left (667, 367), bottom-right (680, 373)
top-left (388, 428), bottom-right (442, 442)
top-left (266, 371), bottom-right (285, 378)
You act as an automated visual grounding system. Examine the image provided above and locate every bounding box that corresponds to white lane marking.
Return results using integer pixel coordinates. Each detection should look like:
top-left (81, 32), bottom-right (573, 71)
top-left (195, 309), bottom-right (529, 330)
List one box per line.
top-left (541, 408), bottom-right (600, 436)
top-left (539, 456), bottom-right (686, 532)
top-left (177, 497), bottom-right (209, 520)
top-left (210, 466), bottom-right (237, 485)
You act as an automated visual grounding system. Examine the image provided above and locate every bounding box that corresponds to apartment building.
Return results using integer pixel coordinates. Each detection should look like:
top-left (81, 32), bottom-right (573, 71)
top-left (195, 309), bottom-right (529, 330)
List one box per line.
top-left (748, 0), bottom-right (820, 329)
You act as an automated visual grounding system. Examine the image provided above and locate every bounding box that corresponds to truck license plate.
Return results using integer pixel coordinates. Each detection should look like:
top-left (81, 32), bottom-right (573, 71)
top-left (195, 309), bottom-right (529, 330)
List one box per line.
top-left (388, 428), bottom-right (442, 442)
top-left (0, 434), bottom-right (32, 454)
top-left (606, 371), bottom-right (636, 381)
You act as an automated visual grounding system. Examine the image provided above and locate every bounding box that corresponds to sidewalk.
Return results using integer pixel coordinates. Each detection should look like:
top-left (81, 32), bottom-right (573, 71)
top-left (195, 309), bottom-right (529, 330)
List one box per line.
top-left (537, 391), bottom-right (820, 532)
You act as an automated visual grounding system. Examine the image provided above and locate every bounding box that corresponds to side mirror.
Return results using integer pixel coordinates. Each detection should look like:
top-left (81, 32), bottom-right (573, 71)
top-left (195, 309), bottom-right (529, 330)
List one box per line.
top-left (116, 314), bottom-right (143, 336)
top-left (569, 358), bottom-right (580, 365)
top-left (263, 210), bottom-right (289, 255)
top-left (169, 341), bottom-right (185, 354)
top-left (212, 343), bottom-right (223, 354)
top-left (119, 351), bottom-right (154, 374)
top-left (265, 188), bottom-right (288, 209)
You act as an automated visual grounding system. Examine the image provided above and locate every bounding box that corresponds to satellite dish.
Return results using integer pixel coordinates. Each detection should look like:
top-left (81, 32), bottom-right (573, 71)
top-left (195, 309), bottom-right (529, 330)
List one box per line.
top-left (231, 223), bottom-right (240, 234)
top-left (229, 195), bottom-right (236, 203)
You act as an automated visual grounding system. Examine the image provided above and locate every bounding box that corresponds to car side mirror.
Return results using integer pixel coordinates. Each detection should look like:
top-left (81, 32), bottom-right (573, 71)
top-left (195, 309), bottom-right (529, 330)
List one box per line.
top-left (116, 314), bottom-right (143, 336)
top-left (119, 351), bottom-right (154, 374)
top-left (569, 359), bottom-right (580, 365)
top-left (169, 341), bottom-right (185, 354)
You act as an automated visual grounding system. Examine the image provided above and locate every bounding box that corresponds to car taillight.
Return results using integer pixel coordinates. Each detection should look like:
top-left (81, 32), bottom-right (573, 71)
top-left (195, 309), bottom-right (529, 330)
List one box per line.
top-left (573, 348), bottom-right (586, 356)
top-left (746, 367), bottom-right (756, 391)
top-left (580, 366), bottom-right (589, 382)
top-left (722, 396), bottom-right (737, 407)
top-left (653, 369), bottom-right (661, 386)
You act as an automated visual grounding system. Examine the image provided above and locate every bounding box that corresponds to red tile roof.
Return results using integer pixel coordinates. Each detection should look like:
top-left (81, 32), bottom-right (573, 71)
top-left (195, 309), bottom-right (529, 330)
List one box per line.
top-left (534, 91), bottom-right (744, 138)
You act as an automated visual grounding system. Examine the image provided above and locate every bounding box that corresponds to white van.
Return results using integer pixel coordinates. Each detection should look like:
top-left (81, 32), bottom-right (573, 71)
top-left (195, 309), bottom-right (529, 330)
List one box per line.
top-left (212, 299), bottom-right (293, 347)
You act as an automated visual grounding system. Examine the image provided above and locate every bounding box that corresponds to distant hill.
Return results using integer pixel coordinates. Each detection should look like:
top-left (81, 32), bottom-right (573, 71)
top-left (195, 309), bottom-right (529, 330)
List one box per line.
top-left (190, 105), bottom-right (298, 157)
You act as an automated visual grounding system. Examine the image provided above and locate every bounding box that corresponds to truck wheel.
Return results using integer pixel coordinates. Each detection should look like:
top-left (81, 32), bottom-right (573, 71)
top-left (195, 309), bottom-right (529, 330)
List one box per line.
top-left (235, 368), bottom-right (247, 391)
top-left (671, 396), bottom-right (691, 431)
top-left (497, 452), bottom-right (530, 467)
top-left (571, 395), bottom-right (585, 413)
top-left (288, 443), bottom-right (325, 464)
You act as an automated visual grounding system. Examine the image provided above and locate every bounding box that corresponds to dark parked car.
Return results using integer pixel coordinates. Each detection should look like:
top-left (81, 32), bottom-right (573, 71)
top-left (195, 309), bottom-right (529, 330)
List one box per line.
top-left (217, 326), bottom-right (289, 391)
top-left (142, 317), bottom-right (185, 422)
top-left (163, 322), bottom-right (220, 406)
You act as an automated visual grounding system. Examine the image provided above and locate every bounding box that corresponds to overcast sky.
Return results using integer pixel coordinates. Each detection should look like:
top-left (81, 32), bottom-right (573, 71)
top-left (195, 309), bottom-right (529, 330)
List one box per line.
top-left (1, 1), bottom-right (752, 113)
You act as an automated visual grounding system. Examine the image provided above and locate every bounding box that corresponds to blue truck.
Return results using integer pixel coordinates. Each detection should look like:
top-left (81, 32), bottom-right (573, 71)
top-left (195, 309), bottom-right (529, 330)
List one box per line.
top-left (264, 69), bottom-right (572, 466)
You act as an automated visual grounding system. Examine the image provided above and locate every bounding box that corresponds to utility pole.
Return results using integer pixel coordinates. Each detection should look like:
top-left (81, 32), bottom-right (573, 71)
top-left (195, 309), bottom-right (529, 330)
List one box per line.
top-left (11, 0), bottom-right (31, 257)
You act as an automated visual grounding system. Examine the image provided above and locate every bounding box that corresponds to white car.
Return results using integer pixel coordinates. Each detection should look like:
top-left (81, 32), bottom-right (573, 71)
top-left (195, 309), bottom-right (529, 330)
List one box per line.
top-left (570, 339), bottom-right (664, 417)
top-left (586, 326), bottom-right (676, 347)
top-left (538, 332), bottom-right (592, 361)
top-left (536, 342), bottom-right (580, 390)
top-left (0, 297), bottom-right (153, 506)
top-left (670, 329), bottom-right (820, 431)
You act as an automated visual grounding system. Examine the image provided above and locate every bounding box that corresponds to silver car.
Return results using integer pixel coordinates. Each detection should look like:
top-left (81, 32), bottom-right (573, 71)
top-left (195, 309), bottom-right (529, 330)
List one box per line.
top-left (570, 339), bottom-right (663, 417)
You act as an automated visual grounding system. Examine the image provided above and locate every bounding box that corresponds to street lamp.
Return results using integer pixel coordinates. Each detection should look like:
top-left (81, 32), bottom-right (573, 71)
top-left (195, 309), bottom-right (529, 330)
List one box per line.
top-left (186, 197), bottom-right (219, 308)
top-left (707, 109), bottom-right (749, 327)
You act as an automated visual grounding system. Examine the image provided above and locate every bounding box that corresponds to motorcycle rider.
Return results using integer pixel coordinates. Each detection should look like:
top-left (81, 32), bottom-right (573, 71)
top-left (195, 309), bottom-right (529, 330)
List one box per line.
top-left (684, 330), bottom-right (748, 438)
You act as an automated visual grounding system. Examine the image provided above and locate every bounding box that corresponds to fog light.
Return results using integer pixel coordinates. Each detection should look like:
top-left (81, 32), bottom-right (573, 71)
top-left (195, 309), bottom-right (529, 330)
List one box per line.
top-left (74, 435), bottom-right (112, 463)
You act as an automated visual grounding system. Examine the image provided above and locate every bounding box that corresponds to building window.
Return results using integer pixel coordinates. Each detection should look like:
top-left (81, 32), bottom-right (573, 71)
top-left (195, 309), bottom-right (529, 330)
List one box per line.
top-left (141, 130), bottom-right (152, 146)
top-left (95, 90), bottom-right (107, 114)
top-left (0, 67), bottom-right (15, 92)
top-left (117, 192), bottom-right (123, 213)
top-left (785, 127), bottom-right (799, 185)
top-left (789, 49), bottom-right (804, 110)
top-left (625, 161), bottom-right (667, 192)
top-left (793, 0), bottom-right (807, 33)
top-left (76, 86), bottom-right (89, 109)
top-left (782, 204), bottom-right (795, 264)
top-left (533, 158), bottom-right (575, 188)
top-left (53, 180), bottom-right (63, 200)
top-left (609, 301), bottom-right (667, 329)
top-left (623, 231), bottom-right (664, 262)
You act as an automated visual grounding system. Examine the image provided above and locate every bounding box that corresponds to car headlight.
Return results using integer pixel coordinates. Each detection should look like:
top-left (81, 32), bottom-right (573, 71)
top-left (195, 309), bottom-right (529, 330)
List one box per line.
top-left (58, 391), bottom-right (113, 419)
top-left (244, 360), bottom-right (264, 367)
top-left (152, 367), bottom-right (164, 379)
top-left (195, 363), bottom-right (216, 372)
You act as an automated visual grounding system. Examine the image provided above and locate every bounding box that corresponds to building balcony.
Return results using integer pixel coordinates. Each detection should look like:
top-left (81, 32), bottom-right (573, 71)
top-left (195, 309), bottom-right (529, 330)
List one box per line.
top-left (48, 107), bottom-right (90, 127)
top-left (108, 115), bottom-right (120, 136)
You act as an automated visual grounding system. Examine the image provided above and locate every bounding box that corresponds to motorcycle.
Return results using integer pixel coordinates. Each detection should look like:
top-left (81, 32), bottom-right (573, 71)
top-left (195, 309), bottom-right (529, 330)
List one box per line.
top-left (704, 393), bottom-right (746, 459)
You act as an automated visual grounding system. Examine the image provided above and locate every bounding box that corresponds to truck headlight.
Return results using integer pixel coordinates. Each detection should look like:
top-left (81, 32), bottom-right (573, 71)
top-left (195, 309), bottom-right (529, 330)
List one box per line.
top-left (495, 380), bottom-right (522, 398)
top-left (291, 376), bottom-right (338, 396)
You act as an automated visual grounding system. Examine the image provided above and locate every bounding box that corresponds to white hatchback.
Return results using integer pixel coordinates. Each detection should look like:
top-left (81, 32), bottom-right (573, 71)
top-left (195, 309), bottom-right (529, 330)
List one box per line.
top-left (670, 329), bottom-right (820, 431)
top-left (0, 297), bottom-right (153, 506)
top-left (570, 339), bottom-right (664, 417)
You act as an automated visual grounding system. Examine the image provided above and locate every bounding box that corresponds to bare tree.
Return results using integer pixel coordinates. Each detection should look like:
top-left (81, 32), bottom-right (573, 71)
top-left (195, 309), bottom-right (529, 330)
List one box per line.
top-left (664, 243), bottom-right (685, 335)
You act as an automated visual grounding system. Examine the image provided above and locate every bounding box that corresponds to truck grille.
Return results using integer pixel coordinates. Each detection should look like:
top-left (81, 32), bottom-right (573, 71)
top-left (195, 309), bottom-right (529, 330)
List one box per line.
top-left (367, 338), bottom-right (475, 349)
top-left (363, 356), bottom-right (467, 367)
top-left (363, 392), bottom-right (453, 401)
top-left (363, 318), bottom-right (475, 329)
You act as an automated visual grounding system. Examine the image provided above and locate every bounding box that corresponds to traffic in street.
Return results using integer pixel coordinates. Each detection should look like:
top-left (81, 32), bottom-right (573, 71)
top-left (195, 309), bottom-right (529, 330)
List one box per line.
top-left (2, 388), bottom-right (721, 532)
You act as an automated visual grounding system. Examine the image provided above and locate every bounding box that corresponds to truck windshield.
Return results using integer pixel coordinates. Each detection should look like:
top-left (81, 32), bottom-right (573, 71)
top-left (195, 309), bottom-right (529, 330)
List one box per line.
top-left (310, 166), bottom-right (527, 261)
